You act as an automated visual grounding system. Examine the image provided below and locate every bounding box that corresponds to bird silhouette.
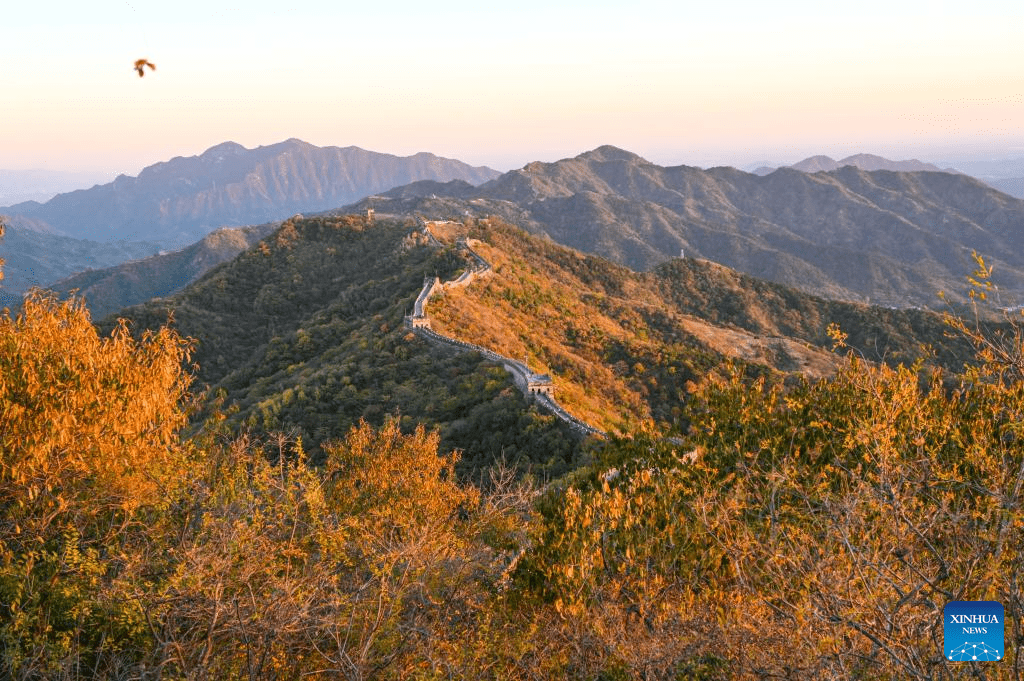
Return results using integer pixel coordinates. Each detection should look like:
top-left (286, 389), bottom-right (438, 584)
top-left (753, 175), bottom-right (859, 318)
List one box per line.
top-left (134, 59), bottom-right (156, 77)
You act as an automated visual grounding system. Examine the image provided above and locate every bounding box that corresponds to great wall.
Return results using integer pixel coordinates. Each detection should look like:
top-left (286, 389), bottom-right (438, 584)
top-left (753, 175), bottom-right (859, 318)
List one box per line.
top-left (404, 219), bottom-right (606, 439)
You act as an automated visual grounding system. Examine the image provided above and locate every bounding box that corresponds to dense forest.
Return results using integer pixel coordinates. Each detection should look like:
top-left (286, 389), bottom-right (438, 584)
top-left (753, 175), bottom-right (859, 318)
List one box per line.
top-left (2, 218), bottom-right (1023, 678)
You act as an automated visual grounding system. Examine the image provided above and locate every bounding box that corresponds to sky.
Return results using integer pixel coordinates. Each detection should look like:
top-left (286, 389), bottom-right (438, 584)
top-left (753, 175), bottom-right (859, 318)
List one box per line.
top-left (2, 0), bottom-right (1023, 177)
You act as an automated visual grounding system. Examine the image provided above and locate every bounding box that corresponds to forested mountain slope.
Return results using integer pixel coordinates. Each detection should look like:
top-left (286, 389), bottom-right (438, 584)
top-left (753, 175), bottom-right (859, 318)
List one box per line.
top-left (112, 215), bottom-right (582, 477)
top-left (426, 219), bottom-right (970, 433)
top-left (49, 222), bottom-right (279, 319)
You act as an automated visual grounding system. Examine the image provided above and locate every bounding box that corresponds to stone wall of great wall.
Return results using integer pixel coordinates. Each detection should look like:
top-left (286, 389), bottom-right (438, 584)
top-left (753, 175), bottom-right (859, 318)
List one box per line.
top-left (406, 221), bottom-right (606, 439)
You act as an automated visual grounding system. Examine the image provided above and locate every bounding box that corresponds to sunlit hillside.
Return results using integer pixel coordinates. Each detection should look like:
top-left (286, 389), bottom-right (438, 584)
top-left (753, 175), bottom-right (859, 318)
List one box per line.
top-left (427, 218), bottom-right (968, 435)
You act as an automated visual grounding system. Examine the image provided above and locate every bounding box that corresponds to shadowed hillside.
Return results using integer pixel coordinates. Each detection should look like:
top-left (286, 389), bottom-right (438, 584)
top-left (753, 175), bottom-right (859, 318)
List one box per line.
top-left (49, 222), bottom-right (280, 319)
top-left (0, 217), bottom-right (159, 306)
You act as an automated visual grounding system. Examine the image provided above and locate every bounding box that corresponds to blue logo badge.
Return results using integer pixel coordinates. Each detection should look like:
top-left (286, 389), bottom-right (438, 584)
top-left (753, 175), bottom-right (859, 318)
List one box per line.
top-left (944, 601), bottom-right (1003, 662)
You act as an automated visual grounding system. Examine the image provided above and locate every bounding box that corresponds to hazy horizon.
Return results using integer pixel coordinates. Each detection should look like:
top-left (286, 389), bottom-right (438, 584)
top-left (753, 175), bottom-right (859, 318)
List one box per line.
top-left (5, 137), bottom-right (1024, 180)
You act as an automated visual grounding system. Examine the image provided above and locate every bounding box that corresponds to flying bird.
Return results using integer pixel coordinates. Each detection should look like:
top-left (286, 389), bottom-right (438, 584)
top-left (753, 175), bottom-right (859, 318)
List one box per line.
top-left (134, 59), bottom-right (156, 77)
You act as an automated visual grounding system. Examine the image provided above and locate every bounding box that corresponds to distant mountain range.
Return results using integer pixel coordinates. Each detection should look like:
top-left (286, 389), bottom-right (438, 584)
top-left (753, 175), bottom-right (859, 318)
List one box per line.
top-left (939, 156), bottom-right (1024, 181)
top-left (347, 145), bottom-right (1024, 307)
top-left (752, 153), bottom-right (1024, 199)
top-left (989, 177), bottom-right (1024, 199)
top-left (0, 217), bottom-right (159, 309)
top-left (752, 153), bottom-right (961, 176)
top-left (0, 139), bottom-right (500, 248)
top-left (10, 144), bottom-right (1024, 314)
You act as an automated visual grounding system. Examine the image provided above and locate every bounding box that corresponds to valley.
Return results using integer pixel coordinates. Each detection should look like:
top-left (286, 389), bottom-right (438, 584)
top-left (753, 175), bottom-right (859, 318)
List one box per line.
top-left (48, 221), bottom-right (281, 320)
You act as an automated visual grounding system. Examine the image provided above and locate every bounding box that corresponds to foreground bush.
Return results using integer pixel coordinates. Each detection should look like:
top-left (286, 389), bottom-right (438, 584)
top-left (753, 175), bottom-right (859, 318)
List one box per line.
top-left (0, 293), bottom-right (194, 677)
top-left (0, 292), bottom-right (535, 679)
top-left (523, 346), bottom-right (1024, 679)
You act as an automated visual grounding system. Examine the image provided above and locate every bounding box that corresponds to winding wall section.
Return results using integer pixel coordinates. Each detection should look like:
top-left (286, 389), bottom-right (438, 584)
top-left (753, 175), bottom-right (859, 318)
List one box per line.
top-left (406, 222), bottom-right (606, 439)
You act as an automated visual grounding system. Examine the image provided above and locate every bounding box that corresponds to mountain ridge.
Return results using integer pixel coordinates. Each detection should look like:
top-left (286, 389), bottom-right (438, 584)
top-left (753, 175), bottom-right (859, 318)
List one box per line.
top-left (110, 214), bottom-right (586, 477)
top-left (104, 210), bottom-right (981, 481)
top-left (786, 153), bottom-right (961, 174)
top-left (359, 146), bottom-right (1024, 308)
top-left (2, 139), bottom-right (500, 247)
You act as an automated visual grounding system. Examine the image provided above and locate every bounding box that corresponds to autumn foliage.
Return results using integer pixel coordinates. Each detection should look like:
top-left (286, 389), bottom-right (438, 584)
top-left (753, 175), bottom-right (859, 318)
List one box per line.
top-left (0, 288), bottom-right (524, 679)
top-left (523, 335), bottom-right (1024, 676)
top-left (1, 230), bottom-right (1023, 678)
top-left (1, 294), bottom-right (193, 520)
top-left (0, 293), bottom-right (193, 676)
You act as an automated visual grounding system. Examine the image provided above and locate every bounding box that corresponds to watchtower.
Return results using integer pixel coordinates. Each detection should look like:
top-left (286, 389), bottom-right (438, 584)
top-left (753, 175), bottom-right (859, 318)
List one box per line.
top-left (409, 316), bottom-right (431, 329)
top-left (527, 373), bottom-right (554, 397)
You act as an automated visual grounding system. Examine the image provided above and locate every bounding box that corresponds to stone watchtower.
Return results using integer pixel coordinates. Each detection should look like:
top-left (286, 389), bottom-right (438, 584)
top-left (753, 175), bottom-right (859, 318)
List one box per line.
top-left (527, 373), bottom-right (554, 397)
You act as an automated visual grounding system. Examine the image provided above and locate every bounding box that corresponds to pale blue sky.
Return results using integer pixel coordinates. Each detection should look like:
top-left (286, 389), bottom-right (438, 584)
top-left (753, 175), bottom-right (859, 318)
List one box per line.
top-left (2, 0), bottom-right (1022, 175)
